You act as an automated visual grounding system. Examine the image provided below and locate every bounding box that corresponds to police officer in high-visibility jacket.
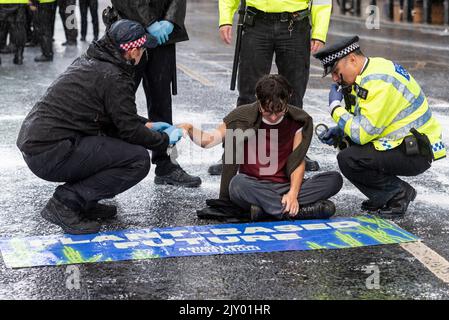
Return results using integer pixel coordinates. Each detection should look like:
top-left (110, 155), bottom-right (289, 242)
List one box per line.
top-left (210, 0), bottom-right (332, 175)
top-left (314, 36), bottom-right (446, 218)
top-left (0, 0), bottom-right (29, 65)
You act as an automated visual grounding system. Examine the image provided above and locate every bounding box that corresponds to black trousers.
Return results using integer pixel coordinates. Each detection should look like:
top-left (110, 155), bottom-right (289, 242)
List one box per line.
top-left (23, 136), bottom-right (151, 210)
top-left (0, 5), bottom-right (27, 50)
top-left (133, 44), bottom-right (176, 168)
top-left (57, 0), bottom-right (77, 42)
top-left (229, 172), bottom-right (343, 220)
top-left (35, 2), bottom-right (57, 57)
top-left (337, 143), bottom-right (431, 206)
top-left (238, 14), bottom-right (311, 108)
top-left (79, 0), bottom-right (98, 39)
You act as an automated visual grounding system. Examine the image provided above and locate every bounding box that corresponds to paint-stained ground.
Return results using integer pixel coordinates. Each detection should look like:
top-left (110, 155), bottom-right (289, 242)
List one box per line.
top-left (0, 0), bottom-right (449, 299)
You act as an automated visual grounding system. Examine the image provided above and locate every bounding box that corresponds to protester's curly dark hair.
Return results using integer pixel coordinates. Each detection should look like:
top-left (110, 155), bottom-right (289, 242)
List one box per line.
top-left (255, 74), bottom-right (294, 113)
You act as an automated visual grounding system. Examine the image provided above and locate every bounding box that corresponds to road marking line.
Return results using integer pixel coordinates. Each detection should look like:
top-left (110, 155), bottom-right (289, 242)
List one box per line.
top-left (177, 63), bottom-right (214, 87)
top-left (400, 241), bottom-right (449, 284)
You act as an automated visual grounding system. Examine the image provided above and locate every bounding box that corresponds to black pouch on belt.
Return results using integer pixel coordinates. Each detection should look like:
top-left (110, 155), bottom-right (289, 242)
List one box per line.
top-left (244, 8), bottom-right (257, 26)
top-left (410, 128), bottom-right (434, 161)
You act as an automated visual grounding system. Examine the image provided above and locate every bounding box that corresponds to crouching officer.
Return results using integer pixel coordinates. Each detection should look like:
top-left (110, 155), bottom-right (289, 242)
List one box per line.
top-left (314, 36), bottom-right (446, 218)
top-left (0, 0), bottom-right (28, 65)
top-left (17, 20), bottom-right (184, 234)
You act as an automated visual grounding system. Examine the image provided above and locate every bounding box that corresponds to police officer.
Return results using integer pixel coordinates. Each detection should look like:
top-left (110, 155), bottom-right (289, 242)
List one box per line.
top-left (31, 0), bottom-right (57, 62)
top-left (315, 36), bottom-right (446, 218)
top-left (108, 0), bottom-right (202, 188)
top-left (0, 0), bottom-right (28, 65)
top-left (57, 0), bottom-right (77, 46)
top-left (209, 0), bottom-right (333, 175)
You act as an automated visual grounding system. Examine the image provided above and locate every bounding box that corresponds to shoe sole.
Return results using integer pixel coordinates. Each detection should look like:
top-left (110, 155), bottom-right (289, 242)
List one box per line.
top-left (154, 176), bottom-right (201, 188)
top-left (41, 208), bottom-right (100, 235)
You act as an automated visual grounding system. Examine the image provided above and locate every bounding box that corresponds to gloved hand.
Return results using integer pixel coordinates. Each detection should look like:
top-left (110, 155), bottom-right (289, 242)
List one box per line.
top-left (329, 84), bottom-right (344, 108)
top-left (318, 126), bottom-right (344, 146)
top-left (163, 126), bottom-right (183, 145)
top-left (146, 21), bottom-right (165, 45)
top-left (150, 122), bottom-right (172, 132)
top-left (159, 20), bottom-right (174, 39)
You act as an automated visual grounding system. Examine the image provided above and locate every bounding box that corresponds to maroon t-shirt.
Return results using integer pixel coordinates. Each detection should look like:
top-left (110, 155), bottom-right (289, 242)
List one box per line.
top-left (239, 117), bottom-right (301, 183)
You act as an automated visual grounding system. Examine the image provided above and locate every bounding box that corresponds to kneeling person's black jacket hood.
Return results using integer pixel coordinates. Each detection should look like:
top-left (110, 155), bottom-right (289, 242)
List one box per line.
top-left (17, 35), bottom-right (169, 155)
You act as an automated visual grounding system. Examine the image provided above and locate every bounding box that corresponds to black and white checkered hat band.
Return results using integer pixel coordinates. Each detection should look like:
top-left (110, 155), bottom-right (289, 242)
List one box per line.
top-left (321, 42), bottom-right (360, 66)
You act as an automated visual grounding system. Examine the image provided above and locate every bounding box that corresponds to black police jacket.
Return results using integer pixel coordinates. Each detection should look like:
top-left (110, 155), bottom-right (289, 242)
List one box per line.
top-left (110, 0), bottom-right (189, 45)
top-left (16, 35), bottom-right (169, 155)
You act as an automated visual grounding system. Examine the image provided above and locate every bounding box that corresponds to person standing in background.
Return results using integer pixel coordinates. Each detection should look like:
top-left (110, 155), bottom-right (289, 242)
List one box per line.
top-left (57, 0), bottom-right (77, 46)
top-left (79, 0), bottom-right (98, 42)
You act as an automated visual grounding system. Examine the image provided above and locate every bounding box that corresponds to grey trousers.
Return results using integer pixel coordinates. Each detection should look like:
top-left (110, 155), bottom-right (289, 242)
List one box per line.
top-left (229, 172), bottom-right (343, 220)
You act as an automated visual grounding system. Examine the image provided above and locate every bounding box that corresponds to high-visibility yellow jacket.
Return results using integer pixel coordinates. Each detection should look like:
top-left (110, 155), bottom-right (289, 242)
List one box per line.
top-left (219, 0), bottom-right (332, 43)
top-left (0, 0), bottom-right (29, 4)
top-left (332, 57), bottom-right (446, 161)
top-left (38, 0), bottom-right (57, 3)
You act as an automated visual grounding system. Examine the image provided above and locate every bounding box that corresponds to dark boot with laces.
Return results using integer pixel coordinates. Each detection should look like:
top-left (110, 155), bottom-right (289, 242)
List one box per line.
top-left (290, 200), bottom-right (336, 220)
top-left (154, 161), bottom-right (202, 187)
top-left (41, 197), bottom-right (101, 235)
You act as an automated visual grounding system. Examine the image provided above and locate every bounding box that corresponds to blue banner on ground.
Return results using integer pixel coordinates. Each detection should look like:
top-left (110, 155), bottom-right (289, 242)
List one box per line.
top-left (0, 216), bottom-right (418, 268)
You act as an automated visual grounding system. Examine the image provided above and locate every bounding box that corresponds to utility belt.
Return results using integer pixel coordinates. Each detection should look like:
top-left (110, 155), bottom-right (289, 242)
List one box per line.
top-left (244, 6), bottom-right (310, 26)
top-left (400, 128), bottom-right (434, 162)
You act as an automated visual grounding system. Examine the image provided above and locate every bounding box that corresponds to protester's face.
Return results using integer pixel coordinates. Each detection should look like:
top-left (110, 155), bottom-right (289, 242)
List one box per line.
top-left (331, 54), bottom-right (358, 86)
top-left (259, 103), bottom-right (287, 124)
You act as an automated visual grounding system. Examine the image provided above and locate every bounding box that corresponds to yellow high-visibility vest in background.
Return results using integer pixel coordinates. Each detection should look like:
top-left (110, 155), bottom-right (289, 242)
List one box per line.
top-left (0, 0), bottom-right (29, 4)
top-left (219, 0), bottom-right (332, 43)
top-left (332, 57), bottom-right (446, 161)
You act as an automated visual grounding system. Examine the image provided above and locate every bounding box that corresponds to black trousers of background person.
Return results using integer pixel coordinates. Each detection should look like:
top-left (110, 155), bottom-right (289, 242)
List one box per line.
top-left (35, 1), bottom-right (57, 57)
top-left (0, 5), bottom-right (26, 50)
top-left (133, 44), bottom-right (176, 172)
top-left (79, 0), bottom-right (98, 40)
top-left (57, 0), bottom-right (77, 42)
top-left (337, 143), bottom-right (431, 207)
top-left (237, 12), bottom-right (311, 108)
top-left (23, 136), bottom-right (151, 211)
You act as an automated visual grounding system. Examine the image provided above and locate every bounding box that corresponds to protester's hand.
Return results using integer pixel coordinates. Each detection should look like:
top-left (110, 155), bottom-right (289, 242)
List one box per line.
top-left (176, 123), bottom-right (193, 135)
top-left (329, 84), bottom-right (343, 107)
top-left (311, 39), bottom-right (325, 54)
top-left (149, 122), bottom-right (172, 132)
top-left (219, 25), bottom-right (232, 45)
top-left (318, 126), bottom-right (344, 146)
top-left (159, 20), bottom-right (174, 41)
top-left (147, 21), bottom-right (166, 45)
top-left (282, 192), bottom-right (299, 217)
top-left (163, 126), bottom-right (184, 145)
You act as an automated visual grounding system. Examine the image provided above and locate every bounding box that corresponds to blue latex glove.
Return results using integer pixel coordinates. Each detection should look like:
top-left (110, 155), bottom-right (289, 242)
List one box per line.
top-left (329, 84), bottom-right (344, 106)
top-left (146, 21), bottom-right (165, 45)
top-left (318, 126), bottom-right (344, 146)
top-left (159, 20), bottom-right (174, 41)
top-left (163, 126), bottom-right (183, 145)
top-left (150, 122), bottom-right (171, 132)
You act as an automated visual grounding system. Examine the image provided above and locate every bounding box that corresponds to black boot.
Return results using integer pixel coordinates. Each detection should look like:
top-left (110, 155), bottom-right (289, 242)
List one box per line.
top-left (82, 202), bottom-right (117, 220)
top-left (155, 161), bottom-right (202, 187)
top-left (208, 160), bottom-right (223, 176)
top-left (62, 40), bottom-right (77, 46)
top-left (378, 182), bottom-right (417, 218)
top-left (291, 200), bottom-right (336, 220)
top-left (34, 54), bottom-right (53, 62)
top-left (305, 156), bottom-right (320, 172)
top-left (361, 199), bottom-right (384, 212)
top-left (40, 197), bottom-right (101, 235)
top-left (13, 47), bottom-right (24, 65)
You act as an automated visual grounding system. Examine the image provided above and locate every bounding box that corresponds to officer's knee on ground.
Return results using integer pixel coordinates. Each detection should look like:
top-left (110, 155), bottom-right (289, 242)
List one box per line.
top-left (336, 148), bottom-right (353, 177)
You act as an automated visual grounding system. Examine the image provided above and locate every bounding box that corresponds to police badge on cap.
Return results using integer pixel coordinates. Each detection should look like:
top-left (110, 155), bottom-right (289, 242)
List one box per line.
top-left (313, 36), bottom-right (360, 77)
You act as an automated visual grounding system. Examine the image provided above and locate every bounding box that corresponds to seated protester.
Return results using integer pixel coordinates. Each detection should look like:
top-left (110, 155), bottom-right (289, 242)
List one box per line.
top-left (16, 20), bottom-right (184, 235)
top-left (314, 36), bottom-right (446, 218)
top-left (179, 75), bottom-right (343, 221)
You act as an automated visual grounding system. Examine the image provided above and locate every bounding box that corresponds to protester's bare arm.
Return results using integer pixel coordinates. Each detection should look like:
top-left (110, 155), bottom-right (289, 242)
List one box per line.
top-left (282, 131), bottom-right (306, 217)
top-left (177, 123), bottom-right (227, 149)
